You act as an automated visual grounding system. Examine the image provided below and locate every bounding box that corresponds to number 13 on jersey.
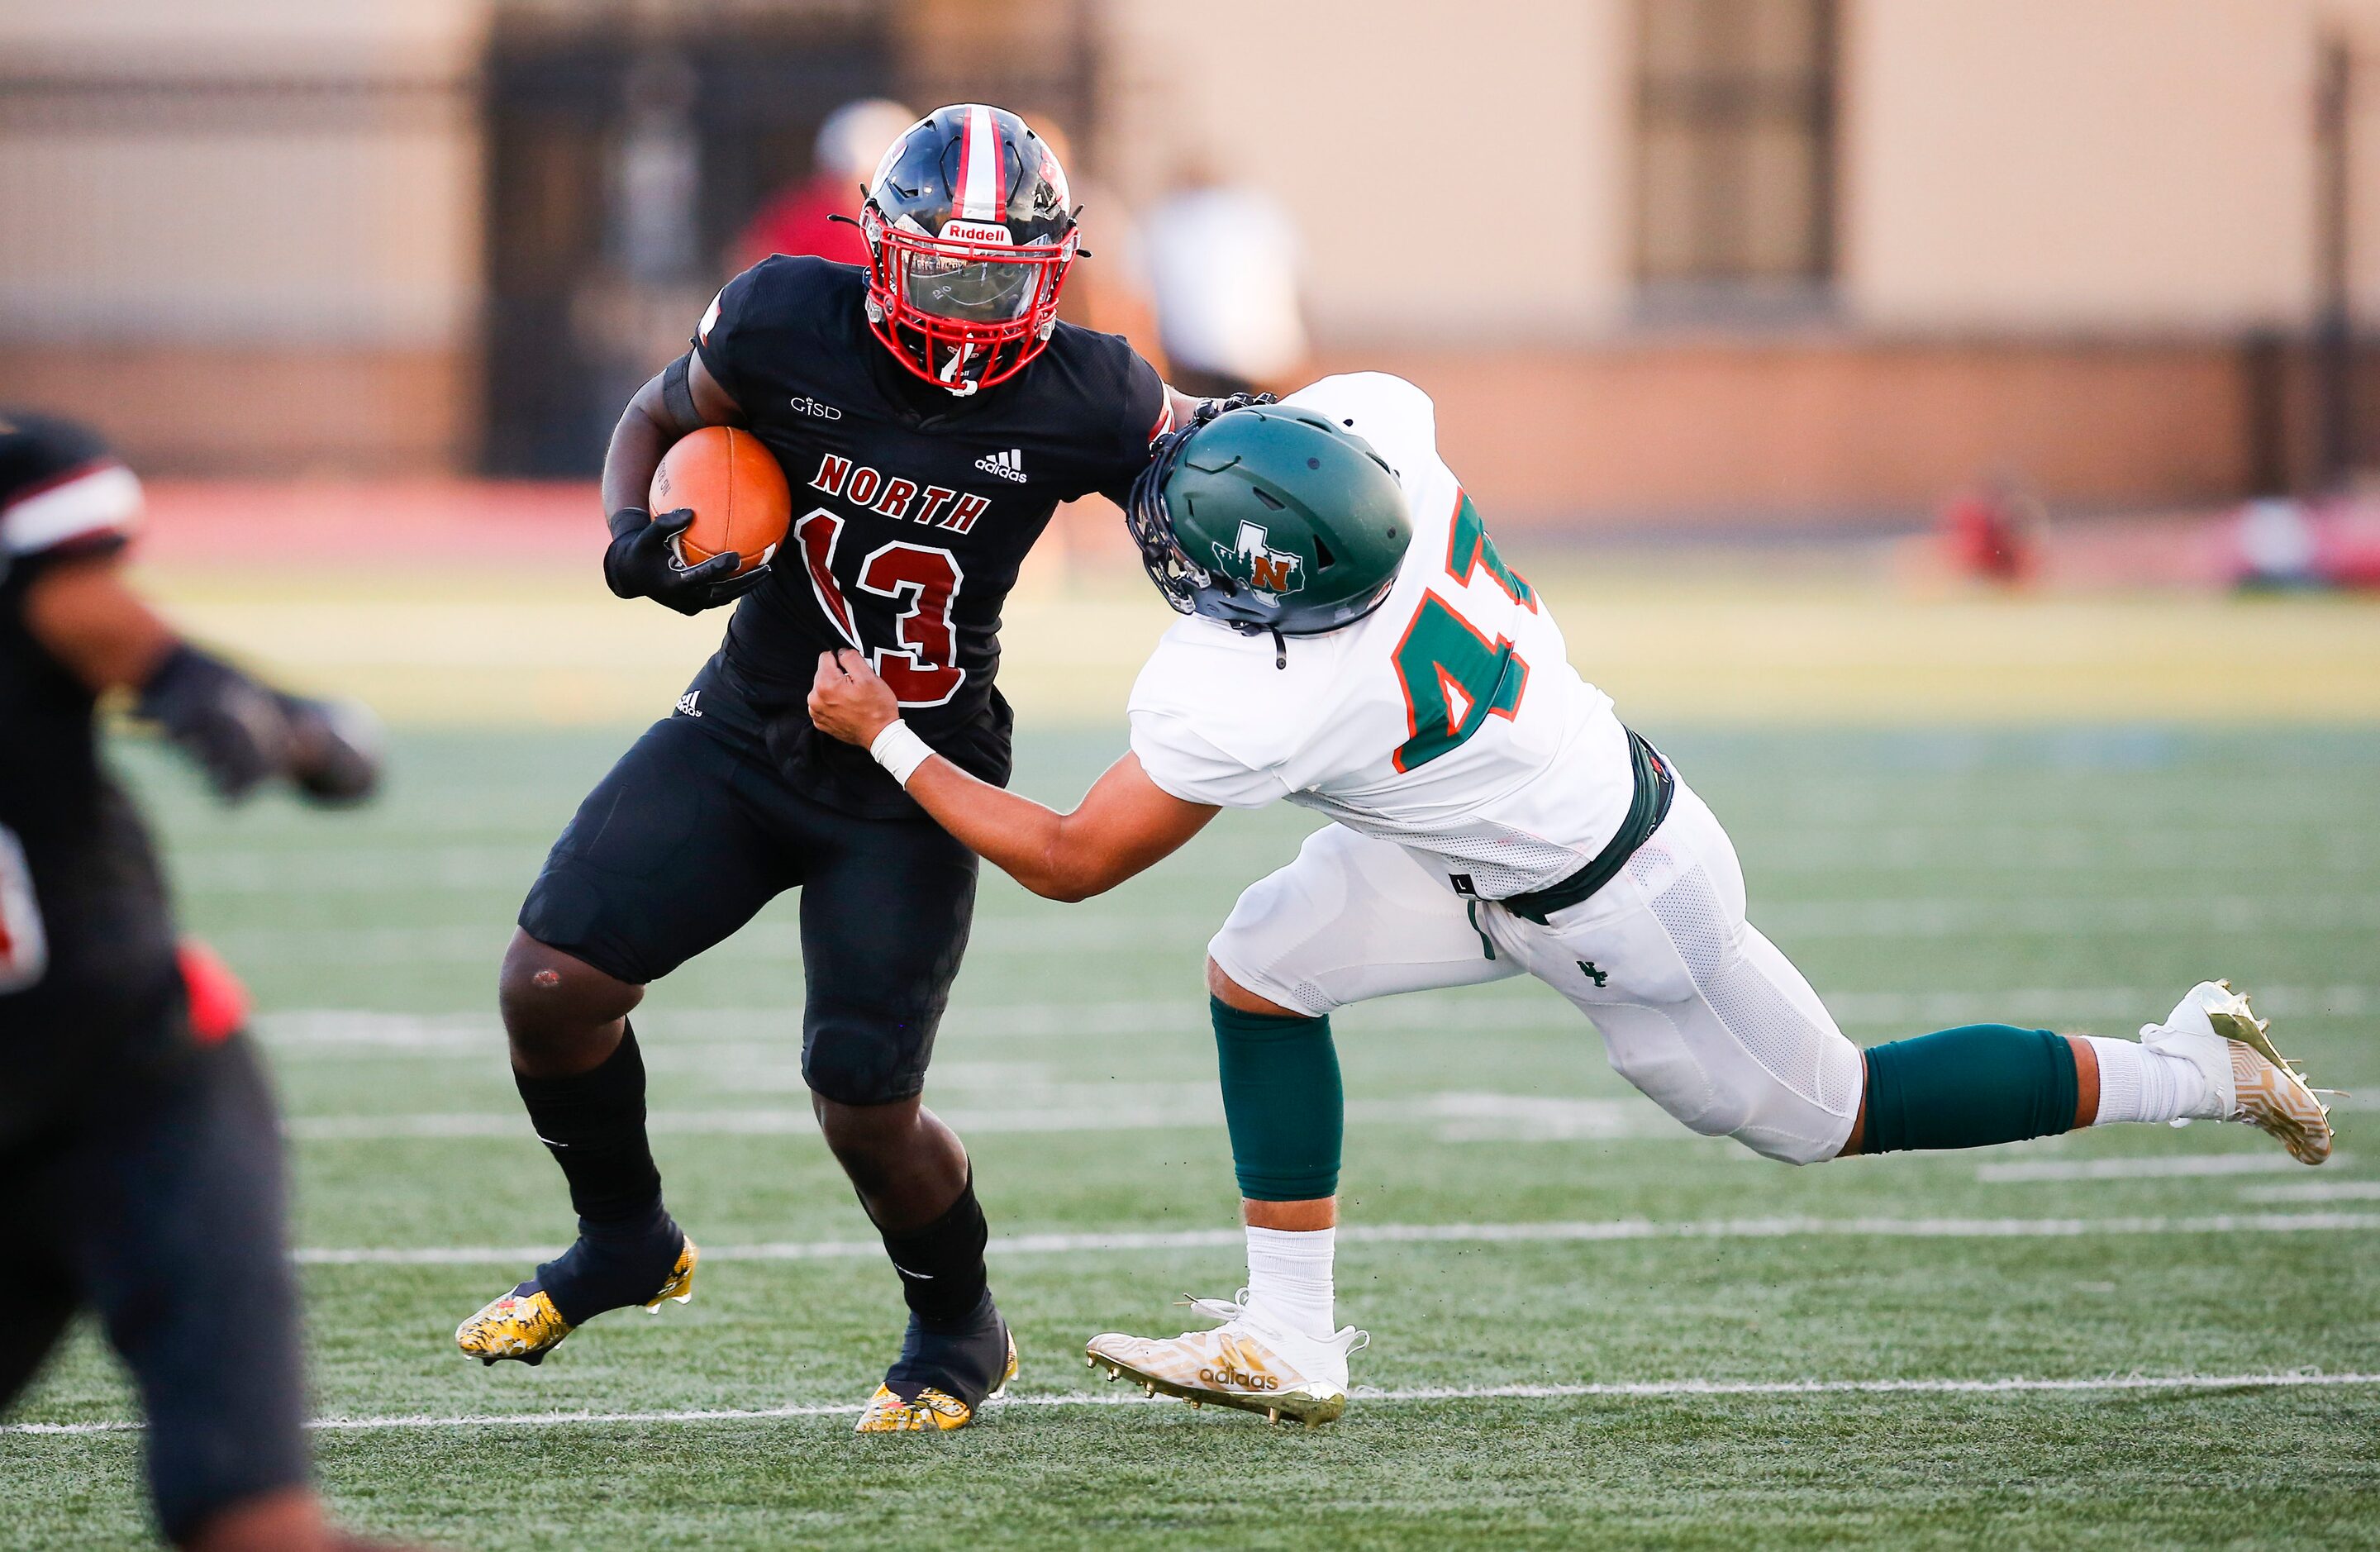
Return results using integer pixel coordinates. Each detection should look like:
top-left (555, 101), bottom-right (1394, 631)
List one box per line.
top-left (795, 509), bottom-right (967, 707)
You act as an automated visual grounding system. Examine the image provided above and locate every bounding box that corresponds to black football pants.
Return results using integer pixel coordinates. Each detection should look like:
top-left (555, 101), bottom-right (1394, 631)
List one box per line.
top-left (517, 703), bottom-right (979, 1104)
top-left (0, 1035), bottom-right (308, 1545)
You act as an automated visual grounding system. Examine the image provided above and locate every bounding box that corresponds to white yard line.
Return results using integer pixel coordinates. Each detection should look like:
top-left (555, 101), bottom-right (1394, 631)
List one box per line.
top-left (1978, 1153), bottom-right (2351, 1183)
top-left (289, 1211), bottom-right (2380, 1268)
top-left (12, 1369), bottom-right (2377, 1437)
top-left (253, 983), bottom-right (2379, 1057)
top-left (197, 899), bottom-right (2380, 966)
top-left (2238, 1181), bottom-right (2380, 1203)
top-left (283, 1094), bottom-right (1655, 1143)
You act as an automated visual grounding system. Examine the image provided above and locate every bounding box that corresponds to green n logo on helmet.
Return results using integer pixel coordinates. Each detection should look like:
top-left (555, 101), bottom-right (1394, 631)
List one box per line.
top-left (1211, 521), bottom-right (1306, 598)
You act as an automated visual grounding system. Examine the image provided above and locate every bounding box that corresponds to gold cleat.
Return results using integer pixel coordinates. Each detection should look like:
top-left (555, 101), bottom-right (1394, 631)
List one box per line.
top-left (1085, 1293), bottom-right (1365, 1428)
top-left (2195, 981), bottom-right (2338, 1165)
top-left (455, 1237), bottom-right (698, 1366)
top-left (855, 1331), bottom-right (1018, 1433)
top-left (2144, 981), bottom-right (2338, 1165)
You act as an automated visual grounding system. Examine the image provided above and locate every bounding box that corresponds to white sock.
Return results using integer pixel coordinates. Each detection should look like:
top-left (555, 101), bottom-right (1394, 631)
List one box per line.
top-left (2084, 1035), bottom-right (2211, 1124)
top-left (1244, 1226), bottom-right (1335, 1341)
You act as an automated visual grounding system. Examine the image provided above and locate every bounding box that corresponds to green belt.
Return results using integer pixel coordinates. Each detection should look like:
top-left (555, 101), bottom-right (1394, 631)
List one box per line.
top-left (1497, 728), bottom-right (1676, 926)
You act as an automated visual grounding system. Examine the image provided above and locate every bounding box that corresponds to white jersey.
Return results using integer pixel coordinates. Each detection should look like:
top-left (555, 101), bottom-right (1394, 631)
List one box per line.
top-left (1128, 373), bottom-right (1635, 899)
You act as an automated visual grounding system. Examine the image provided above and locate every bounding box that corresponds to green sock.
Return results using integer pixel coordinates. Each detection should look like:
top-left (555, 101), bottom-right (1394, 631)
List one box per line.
top-left (1211, 997), bottom-right (1343, 1201)
top-left (1859, 1024), bottom-right (2079, 1153)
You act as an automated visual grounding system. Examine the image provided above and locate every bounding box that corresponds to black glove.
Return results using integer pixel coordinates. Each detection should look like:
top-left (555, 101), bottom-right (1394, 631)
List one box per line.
top-left (135, 644), bottom-right (292, 802)
top-left (603, 507), bottom-right (772, 617)
top-left (277, 693), bottom-right (383, 805)
top-left (1192, 391), bottom-right (1275, 428)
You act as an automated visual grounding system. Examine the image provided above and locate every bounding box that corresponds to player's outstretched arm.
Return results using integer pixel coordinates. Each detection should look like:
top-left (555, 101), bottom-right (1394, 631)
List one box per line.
top-left (24, 550), bottom-right (380, 805)
top-left (599, 350), bottom-right (773, 616)
top-left (808, 649), bottom-right (1219, 901)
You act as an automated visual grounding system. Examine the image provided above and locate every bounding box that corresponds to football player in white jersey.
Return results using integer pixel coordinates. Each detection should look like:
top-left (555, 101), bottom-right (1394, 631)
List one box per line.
top-left (807, 374), bottom-right (2335, 1426)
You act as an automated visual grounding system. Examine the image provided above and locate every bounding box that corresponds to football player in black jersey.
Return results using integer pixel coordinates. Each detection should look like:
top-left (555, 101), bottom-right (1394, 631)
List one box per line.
top-left (457, 104), bottom-right (1197, 1431)
top-left (0, 412), bottom-right (397, 1550)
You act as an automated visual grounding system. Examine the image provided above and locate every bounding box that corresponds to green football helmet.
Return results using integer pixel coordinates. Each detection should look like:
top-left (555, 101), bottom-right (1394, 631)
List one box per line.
top-left (1127, 398), bottom-right (1414, 636)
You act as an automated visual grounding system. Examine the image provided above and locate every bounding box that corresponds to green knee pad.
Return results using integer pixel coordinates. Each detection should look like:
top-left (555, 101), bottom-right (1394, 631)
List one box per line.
top-left (1212, 997), bottom-right (1343, 1201)
top-left (1861, 1024), bottom-right (2078, 1153)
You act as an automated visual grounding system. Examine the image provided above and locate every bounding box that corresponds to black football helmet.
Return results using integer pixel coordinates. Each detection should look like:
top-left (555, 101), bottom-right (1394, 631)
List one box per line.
top-left (859, 104), bottom-right (1078, 394)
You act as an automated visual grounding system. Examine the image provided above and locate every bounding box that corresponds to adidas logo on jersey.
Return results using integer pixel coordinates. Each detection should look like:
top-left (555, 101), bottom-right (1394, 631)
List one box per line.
top-left (975, 448), bottom-right (1028, 483)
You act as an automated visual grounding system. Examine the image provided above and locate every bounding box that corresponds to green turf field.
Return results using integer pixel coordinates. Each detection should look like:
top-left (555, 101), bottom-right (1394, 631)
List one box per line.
top-left (6, 722), bottom-right (2379, 1550)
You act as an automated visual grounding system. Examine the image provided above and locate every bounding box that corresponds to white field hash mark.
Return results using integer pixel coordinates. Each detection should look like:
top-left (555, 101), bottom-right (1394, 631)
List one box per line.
top-left (11, 1371), bottom-right (2378, 1436)
top-left (288, 1212), bottom-right (2380, 1267)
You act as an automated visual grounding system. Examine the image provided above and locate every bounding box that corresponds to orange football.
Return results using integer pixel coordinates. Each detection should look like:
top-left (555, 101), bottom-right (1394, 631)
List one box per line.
top-left (650, 426), bottom-right (791, 576)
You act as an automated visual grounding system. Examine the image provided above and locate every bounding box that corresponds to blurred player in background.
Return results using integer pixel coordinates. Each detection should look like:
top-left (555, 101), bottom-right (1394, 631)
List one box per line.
top-left (807, 377), bottom-right (2338, 1426)
top-left (458, 105), bottom-right (1198, 1432)
top-left (0, 413), bottom-right (395, 1548)
top-left (730, 97), bottom-right (917, 274)
top-left (1141, 159), bottom-right (1307, 398)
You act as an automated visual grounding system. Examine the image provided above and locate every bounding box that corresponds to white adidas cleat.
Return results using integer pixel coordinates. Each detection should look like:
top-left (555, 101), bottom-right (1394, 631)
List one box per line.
top-left (1085, 1291), bottom-right (1368, 1426)
top-left (2141, 979), bottom-right (2336, 1165)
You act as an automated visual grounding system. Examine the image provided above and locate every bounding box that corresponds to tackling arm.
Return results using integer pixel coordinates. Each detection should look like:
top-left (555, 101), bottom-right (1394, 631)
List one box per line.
top-left (1163, 385), bottom-right (1205, 436)
top-left (807, 649), bottom-right (1219, 902)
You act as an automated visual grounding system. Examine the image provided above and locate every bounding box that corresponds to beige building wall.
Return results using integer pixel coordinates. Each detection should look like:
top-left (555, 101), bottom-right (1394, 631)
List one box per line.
top-left (1106, 0), bottom-right (2376, 513)
top-left (1102, 0), bottom-right (1634, 341)
top-left (0, 0), bottom-right (488, 471)
top-left (1108, 0), bottom-right (2380, 341)
top-left (1841, 0), bottom-right (2380, 332)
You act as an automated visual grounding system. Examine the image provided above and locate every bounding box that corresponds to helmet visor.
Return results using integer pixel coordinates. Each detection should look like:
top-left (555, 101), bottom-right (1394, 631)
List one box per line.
top-left (901, 248), bottom-right (1038, 324)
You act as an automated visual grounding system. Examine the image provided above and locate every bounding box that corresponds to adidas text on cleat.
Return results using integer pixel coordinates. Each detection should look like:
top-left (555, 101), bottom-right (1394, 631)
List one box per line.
top-left (455, 1237), bottom-right (698, 1366)
top-left (856, 1331), bottom-right (1018, 1433)
top-left (1085, 1292), bottom-right (1368, 1427)
top-left (2143, 980), bottom-right (2336, 1165)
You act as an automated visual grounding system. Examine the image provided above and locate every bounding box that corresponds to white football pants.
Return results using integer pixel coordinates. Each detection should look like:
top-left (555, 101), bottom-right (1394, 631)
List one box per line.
top-left (1207, 782), bottom-right (1865, 1165)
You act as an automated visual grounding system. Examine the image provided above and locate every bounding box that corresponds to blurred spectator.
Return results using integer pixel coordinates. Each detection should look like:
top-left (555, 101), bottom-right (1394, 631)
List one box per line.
top-left (1142, 160), bottom-right (1307, 398)
top-left (614, 55), bottom-right (703, 287)
top-left (2229, 497), bottom-right (2380, 591)
top-left (1936, 478), bottom-right (2044, 584)
top-left (1029, 119), bottom-right (1169, 378)
top-left (731, 97), bottom-right (916, 273)
top-left (574, 55), bottom-right (714, 453)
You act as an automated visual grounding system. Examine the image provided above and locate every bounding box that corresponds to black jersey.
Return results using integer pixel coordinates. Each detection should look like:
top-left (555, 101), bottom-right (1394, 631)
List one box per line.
top-left (0, 412), bottom-right (183, 1145)
top-left (693, 257), bottom-right (1169, 815)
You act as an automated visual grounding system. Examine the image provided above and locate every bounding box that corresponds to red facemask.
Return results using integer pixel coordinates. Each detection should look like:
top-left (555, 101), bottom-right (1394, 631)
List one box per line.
top-left (862, 206), bottom-right (1077, 394)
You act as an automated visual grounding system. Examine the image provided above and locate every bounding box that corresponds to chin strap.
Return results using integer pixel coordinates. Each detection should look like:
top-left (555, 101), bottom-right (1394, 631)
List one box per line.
top-left (937, 341), bottom-right (980, 397)
top-left (1270, 627), bottom-right (1287, 670)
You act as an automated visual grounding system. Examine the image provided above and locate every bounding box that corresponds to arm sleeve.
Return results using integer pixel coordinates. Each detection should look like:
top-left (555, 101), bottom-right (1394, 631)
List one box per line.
top-left (1129, 708), bottom-right (1290, 809)
top-left (690, 261), bottom-right (781, 411)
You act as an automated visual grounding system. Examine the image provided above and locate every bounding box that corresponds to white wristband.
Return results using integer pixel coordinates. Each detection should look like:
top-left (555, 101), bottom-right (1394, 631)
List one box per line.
top-left (868, 720), bottom-right (935, 787)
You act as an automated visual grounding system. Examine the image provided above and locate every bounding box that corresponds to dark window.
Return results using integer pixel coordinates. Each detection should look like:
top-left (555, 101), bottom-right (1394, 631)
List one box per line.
top-left (1634, 0), bottom-right (1837, 292)
top-left (481, 12), bottom-right (893, 474)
